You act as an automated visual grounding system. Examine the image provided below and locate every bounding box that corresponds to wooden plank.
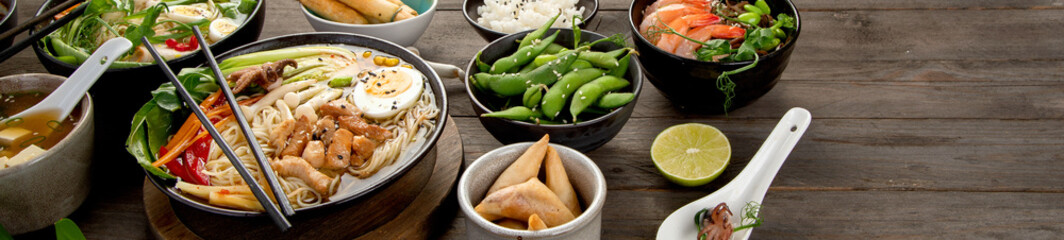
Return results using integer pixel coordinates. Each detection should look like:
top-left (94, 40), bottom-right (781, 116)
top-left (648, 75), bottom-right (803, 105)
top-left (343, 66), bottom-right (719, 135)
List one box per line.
top-left (440, 0), bottom-right (1064, 11)
top-left (441, 191), bottom-right (1064, 239)
top-left (455, 117), bottom-right (1064, 191)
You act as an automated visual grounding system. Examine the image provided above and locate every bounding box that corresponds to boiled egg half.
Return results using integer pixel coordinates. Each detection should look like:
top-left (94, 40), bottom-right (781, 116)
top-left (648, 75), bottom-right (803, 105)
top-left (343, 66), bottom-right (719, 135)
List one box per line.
top-left (209, 18), bottom-right (238, 42)
top-left (352, 67), bottom-right (424, 119)
top-left (166, 4), bottom-right (212, 24)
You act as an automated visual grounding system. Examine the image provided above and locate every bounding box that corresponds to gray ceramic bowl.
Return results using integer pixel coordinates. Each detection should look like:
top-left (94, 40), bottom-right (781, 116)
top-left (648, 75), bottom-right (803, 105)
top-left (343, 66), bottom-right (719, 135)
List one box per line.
top-left (0, 73), bottom-right (94, 234)
top-left (301, 0), bottom-right (437, 46)
top-left (458, 142), bottom-right (606, 239)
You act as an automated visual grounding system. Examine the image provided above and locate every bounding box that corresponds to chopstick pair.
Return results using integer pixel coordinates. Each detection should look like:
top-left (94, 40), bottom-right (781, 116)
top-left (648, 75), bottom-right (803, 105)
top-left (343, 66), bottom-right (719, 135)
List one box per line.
top-left (142, 28), bottom-right (295, 231)
top-left (0, 0), bottom-right (85, 63)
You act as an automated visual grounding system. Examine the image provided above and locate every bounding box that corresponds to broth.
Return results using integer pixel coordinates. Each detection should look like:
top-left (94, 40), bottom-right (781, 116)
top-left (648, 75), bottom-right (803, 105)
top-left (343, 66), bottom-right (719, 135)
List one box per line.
top-left (0, 91), bottom-right (81, 161)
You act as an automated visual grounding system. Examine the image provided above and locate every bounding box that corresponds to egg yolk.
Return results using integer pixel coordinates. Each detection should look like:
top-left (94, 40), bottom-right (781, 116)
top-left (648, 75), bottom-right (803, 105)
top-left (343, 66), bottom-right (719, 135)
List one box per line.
top-left (364, 69), bottom-right (412, 98)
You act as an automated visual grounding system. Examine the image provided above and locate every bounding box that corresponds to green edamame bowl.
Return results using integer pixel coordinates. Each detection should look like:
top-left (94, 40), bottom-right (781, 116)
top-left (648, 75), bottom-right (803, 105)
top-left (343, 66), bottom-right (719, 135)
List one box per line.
top-left (464, 28), bottom-right (643, 152)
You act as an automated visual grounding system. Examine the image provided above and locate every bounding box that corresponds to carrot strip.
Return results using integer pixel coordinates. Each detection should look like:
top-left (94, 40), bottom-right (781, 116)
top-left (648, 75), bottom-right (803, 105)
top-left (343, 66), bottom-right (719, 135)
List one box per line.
top-left (152, 116), bottom-right (234, 167)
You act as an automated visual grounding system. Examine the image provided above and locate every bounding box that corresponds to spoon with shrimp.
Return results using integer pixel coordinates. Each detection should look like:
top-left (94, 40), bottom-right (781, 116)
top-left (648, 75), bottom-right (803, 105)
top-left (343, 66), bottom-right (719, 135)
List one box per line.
top-left (1, 38), bottom-right (131, 139)
top-left (656, 107), bottom-right (811, 240)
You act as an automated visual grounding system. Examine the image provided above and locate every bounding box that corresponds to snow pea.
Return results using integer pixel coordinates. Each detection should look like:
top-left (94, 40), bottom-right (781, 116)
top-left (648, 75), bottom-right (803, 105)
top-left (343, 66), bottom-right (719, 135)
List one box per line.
top-left (595, 92), bottom-right (635, 109)
top-left (481, 106), bottom-right (543, 122)
top-left (540, 68), bottom-right (607, 119)
top-left (490, 31), bottom-right (560, 74)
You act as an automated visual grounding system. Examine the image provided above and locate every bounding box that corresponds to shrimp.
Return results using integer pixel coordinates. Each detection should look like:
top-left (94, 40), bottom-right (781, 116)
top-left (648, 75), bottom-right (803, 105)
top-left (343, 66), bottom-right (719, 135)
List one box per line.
top-left (655, 14), bottom-right (719, 53)
top-left (674, 24), bottom-right (746, 59)
top-left (640, 3), bottom-right (711, 38)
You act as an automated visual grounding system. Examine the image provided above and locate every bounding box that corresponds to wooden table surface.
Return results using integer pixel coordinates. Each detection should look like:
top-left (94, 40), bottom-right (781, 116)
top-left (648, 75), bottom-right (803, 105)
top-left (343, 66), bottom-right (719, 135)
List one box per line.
top-left (7, 0), bottom-right (1064, 239)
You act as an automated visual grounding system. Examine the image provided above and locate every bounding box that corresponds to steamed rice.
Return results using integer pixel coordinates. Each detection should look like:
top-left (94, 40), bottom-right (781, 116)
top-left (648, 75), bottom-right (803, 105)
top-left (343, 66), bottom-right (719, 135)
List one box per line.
top-left (476, 0), bottom-right (585, 34)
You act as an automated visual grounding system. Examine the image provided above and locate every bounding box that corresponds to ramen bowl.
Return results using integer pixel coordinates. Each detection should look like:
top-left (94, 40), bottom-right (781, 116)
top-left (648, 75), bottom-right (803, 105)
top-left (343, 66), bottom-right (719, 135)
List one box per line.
top-left (301, 0), bottom-right (437, 46)
top-left (0, 74), bottom-right (94, 234)
top-left (458, 142), bottom-right (606, 239)
top-left (139, 33), bottom-right (449, 237)
top-left (628, 0), bottom-right (800, 113)
top-left (30, 0), bottom-right (265, 157)
top-left (463, 0), bottom-right (598, 42)
top-left (464, 28), bottom-right (643, 152)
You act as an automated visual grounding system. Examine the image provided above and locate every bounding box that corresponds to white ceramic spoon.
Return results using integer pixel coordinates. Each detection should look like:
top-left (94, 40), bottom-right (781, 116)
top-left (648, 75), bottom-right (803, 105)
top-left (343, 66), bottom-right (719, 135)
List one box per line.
top-left (5, 38), bottom-right (132, 121)
top-left (656, 107), bottom-right (812, 240)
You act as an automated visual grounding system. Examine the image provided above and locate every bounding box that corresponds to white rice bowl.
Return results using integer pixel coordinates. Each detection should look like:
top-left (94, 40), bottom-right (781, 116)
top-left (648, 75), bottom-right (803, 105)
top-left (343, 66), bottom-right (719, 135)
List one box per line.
top-left (476, 0), bottom-right (586, 33)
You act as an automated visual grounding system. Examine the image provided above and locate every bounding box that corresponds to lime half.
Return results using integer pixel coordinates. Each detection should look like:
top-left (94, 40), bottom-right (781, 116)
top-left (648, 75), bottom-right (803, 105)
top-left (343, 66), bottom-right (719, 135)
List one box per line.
top-left (651, 123), bottom-right (732, 187)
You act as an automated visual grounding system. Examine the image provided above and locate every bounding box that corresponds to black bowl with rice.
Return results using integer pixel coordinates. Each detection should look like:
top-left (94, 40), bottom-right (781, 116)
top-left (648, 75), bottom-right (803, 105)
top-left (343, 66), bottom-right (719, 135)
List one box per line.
top-left (463, 0), bottom-right (598, 41)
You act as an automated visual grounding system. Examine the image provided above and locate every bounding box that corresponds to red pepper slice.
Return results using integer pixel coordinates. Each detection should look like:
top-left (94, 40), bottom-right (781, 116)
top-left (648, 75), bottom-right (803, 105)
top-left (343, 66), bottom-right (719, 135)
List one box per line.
top-left (165, 37), bottom-right (199, 52)
top-left (182, 136), bottom-right (212, 185)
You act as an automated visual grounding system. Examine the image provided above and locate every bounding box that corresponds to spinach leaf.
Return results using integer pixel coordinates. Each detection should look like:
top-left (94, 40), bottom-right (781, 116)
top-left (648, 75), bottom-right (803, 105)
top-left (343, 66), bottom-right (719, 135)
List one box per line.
top-left (55, 218), bottom-right (85, 240)
top-left (694, 39), bottom-right (731, 61)
top-left (237, 0), bottom-right (256, 13)
top-left (126, 68), bottom-right (218, 180)
top-left (776, 13), bottom-right (796, 29)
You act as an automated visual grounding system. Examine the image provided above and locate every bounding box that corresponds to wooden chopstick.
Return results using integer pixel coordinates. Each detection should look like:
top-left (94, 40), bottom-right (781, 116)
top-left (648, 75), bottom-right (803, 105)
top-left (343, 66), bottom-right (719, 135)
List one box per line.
top-left (190, 27), bottom-right (296, 216)
top-left (0, 1), bottom-right (86, 63)
top-left (140, 37), bottom-right (292, 231)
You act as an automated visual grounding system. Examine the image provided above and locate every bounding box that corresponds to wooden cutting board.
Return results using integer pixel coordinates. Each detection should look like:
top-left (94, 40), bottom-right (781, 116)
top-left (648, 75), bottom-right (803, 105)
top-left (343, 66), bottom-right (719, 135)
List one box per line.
top-left (143, 116), bottom-right (462, 239)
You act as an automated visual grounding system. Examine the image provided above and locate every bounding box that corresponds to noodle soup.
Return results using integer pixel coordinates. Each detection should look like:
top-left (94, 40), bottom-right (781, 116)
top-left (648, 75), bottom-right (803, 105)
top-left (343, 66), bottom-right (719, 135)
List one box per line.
top-left (128, 41), bottom-right (443, 212)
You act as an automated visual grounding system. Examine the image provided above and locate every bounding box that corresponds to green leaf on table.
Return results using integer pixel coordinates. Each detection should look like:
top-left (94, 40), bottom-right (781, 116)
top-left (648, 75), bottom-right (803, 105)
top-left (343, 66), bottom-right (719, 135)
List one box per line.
top-left (55, 218), bottom-right (86, 240)
top-left (0, 222), bottom-right (12, 240)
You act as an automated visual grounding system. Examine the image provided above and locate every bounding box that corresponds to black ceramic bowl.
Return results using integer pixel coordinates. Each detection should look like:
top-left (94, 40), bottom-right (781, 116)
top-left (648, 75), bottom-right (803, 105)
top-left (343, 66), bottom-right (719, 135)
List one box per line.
top-left (463, 0), bottom-right (598, 42)
top-left (146, 32), bottom-right (449, 214)
top-left (465, 28), bottom-right (642, 152)
top-left (628, 0), bottom-right (800, 113)
top-left (0, 0), bottom-right (17, 48)
top-left (142, 33), bottom-right (449, 236)
top-left (30, 0), bottom-right (264, 157)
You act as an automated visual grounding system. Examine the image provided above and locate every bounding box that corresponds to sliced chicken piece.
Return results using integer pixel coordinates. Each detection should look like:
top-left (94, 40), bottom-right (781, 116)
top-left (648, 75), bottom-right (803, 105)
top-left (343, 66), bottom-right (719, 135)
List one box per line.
top-left (338, 115), bottom-right (392, 141)
top-left (349, 135), bottom-right (376, 167)
top-left (271, 156), bottom-right (333, 194)
top-left (270, 119), bottom-right (295, 151)
top-left (302, 140), bottom-right (326, 168)
top-left (315, 115), bottom-right (338, 146)
top-left (323, 129), bottom-right (353, 170)
top-left (228, 59), bottom-right (298, 93)
top-left (280, 116), bottom-right (314, 157)
top-left (320, 99), bottom-right (362, 118)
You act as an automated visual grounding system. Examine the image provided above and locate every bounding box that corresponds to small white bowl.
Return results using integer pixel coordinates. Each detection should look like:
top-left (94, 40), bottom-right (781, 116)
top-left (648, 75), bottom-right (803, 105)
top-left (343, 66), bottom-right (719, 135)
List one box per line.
top-left (301, 0), bottom-right (438, 46)
top-left (0, 73), bottom-right (94, 234)
top-left (458, 142), bottom-right (607, 239)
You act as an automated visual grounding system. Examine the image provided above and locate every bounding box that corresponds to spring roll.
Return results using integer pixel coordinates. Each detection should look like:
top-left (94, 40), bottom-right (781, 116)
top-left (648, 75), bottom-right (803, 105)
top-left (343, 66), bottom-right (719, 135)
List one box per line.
top-left (528, 214), bottom-right (548, 230)
top-left (338, 0), bottom-right (417, 23)
top-left (475, 178), bottom-right (576, 227)
top-left (300, 0), bottom-right (369, 24)
top-left (544, 146), bottom-right (581, 216)
top-left (487, 135), bottom-right (550, 195)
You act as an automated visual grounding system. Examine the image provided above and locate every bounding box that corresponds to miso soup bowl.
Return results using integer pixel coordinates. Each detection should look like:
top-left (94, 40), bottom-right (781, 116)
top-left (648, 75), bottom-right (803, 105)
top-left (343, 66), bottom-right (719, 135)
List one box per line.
top-left (0, 73), bottom-right (94, 234)
top-left (458, 142), bottom-right (607, 239)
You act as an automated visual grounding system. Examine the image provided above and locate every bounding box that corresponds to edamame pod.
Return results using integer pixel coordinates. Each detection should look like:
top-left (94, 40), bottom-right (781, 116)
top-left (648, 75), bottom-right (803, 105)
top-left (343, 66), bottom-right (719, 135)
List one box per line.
top-left (533, 54), bottom-right (557, 67)
top-left (544, 43), bottom-right (567, 54)
top-left (519, 13), bottom-right (561, 49)
top-left (490, 31), bottom-right (561, 74)
top-left (523, 84), bottom-right (545, 109)
top-left (475, 51), bottom-right (491, 73)
top-left (591, 75), bottom-right (630, 91)
top-left (570, 59), bottom-right (593, 71)
top-left (569, 83), bottom-right (604, 121)
top-left (482, 106), bottom-right (544, 122)
top-left (518, 62), bottom-right (538, 73)
top-left (595, 92), bottom-right (635, 109)
top-left (578, 50), bottom-right (621, 69)
top-left (488, 51), bottom-right (579, 96)
top-left (540, 68), bottom-right (607, 119)
top-left (608, 50), bottom-right (632, 78)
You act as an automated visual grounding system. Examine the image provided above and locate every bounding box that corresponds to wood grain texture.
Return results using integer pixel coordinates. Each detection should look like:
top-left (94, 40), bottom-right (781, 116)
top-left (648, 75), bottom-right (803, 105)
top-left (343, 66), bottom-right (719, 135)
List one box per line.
top-left (440, 0), bottom-right (1064, 11)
